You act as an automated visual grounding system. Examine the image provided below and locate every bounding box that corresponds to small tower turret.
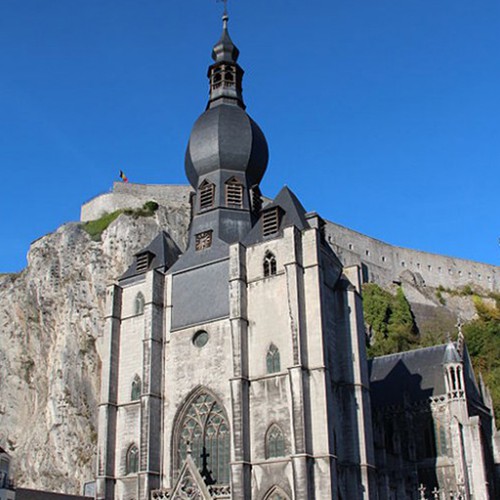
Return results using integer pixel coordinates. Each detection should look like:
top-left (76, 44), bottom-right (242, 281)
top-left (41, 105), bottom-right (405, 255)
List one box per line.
top-left (443, 340), bottom-right (464, 400)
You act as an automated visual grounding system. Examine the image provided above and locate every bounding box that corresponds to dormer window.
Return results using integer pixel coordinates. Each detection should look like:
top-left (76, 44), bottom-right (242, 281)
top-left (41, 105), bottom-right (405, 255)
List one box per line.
top-left (136, 252), bottom-right (152, 273)
top-left (199, 180), bottom-right (215, 210)
top-left (225, 177), bottom-right (243, 208)
top-left (262, 208), bottom-right (280, 237)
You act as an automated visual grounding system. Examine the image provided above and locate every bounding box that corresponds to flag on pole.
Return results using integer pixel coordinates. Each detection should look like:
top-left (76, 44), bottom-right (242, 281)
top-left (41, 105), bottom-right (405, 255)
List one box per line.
top-left (119, 170), bottom-right (129, 183)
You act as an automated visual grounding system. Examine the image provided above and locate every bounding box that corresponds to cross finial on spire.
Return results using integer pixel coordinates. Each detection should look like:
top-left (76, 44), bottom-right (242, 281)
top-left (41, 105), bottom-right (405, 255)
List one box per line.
top-left (217, 0), bottom-right (228, 18)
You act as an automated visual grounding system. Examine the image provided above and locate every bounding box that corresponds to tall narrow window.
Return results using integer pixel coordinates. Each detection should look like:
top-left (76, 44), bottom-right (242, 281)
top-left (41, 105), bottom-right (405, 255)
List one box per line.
top-left (262, 208), bottom-right (280, 237)
top-left (225, 178), bottom-right (243, 208)
top-left (435, 420), bottom-right (448, 456)
top-left (126, 444), bottom-right (139, 474)
top-left (176, 391), bottom-right (230, 485)
top-left (265, 424), bottom-right (285, 458)
top-left (199, 180), bottom-right (215, 210)
top-left (266, 344), bottom-right (280, 374)
top-left (135, 292), bottom-right (145, 315)
top-left (131, 375), bottom-right (141, 401)
top-left (263, 252), bottom-right (277, 277)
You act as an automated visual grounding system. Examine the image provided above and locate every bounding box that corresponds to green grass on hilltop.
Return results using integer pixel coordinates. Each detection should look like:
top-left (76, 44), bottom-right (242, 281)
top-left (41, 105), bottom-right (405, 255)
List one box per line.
top-left (83, 210), bottom-right (123, 241)
top-left (82, 201), bottom-right (159, 241)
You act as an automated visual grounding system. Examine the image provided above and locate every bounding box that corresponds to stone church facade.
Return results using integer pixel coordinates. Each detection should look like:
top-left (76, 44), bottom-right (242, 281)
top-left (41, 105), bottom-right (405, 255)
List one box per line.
top-left (95, 15), bottom-right (499, 500)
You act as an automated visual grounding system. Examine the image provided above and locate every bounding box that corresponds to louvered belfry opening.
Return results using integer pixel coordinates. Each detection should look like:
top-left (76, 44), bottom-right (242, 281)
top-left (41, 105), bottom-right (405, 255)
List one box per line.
top-left (262, 208), bottom-right (280, 237)
top-left (136, 252), bottom-right (151, 273)
top-left (225, 178), bottom-right (244, 208)
top-left (199, 181), bottom-right (215, 210)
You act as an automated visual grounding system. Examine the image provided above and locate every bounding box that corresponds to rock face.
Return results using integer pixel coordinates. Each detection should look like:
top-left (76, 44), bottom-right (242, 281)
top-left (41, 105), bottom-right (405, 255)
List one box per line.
top-left (0, 204), bottom-right (190, 494)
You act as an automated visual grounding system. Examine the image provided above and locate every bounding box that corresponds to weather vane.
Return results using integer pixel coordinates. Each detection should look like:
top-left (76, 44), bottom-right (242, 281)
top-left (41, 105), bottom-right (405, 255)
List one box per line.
top-left (217, 0), bottom-right (229, 17)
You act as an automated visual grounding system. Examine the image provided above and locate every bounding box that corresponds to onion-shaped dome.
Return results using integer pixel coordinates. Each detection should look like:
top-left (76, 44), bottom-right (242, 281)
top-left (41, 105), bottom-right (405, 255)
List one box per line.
top-left (184, 14), bottom-right (268, 188)
top-left (185, 104), bottom-right (268, 187)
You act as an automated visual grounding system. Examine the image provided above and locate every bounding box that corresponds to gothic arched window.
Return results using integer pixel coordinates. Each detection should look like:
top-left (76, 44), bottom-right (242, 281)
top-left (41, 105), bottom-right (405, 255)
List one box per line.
top-left (263, 485), bottom-right (290, 500)
top-left (265, 424), bottom-right (285, 459)
top-left (126, 444), bottom-right (139, 474)
top-left (131, 375), bottom-right (141, 401)
top-left (135, 292), bottom-right (145, 315)
top-left (175, 391), bottom-right (230, 485)
top-left (199, 180), bottom-right (215, 210)
top-left (225, 177), bottom-right (243, 208)
top-left (266, 344), bottom-right (280, 374)
top-left (263, 252), bottom-right (277, 277)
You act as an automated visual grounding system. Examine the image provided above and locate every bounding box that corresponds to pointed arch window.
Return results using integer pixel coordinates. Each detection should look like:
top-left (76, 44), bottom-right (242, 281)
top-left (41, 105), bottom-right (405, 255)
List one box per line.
top-left (225, 177), bottom-right (243, 208)
top-left (263, 252), bottom-right (277, 277)
top-left (264, 487), bottom-right (290, 500)
top-left (435, 420), bottom-right (448, 456)
top-left (266, 344), bottom-right (280, 374)
top-left (131, 375), bottom-right (141, 401)
top-left (176, 391), bottom-right (230, 485)
top-left (265, 424), bottom-right (285, 459)
top-left (126, 444), bottom-right (139, 474)
top-left (135, 292), bottom-right (145, 315)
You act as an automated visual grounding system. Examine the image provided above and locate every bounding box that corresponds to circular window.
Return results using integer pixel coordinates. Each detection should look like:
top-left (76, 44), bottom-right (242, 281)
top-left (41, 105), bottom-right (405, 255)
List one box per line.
top-left (193, 330), bottom-right (209, 348)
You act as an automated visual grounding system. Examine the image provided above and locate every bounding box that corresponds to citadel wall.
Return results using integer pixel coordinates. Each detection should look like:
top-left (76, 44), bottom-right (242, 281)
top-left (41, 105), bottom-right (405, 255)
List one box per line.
top-left (80, 182), bottom-right (193, 222)
top-left (325, 221), bottom-right (499, 292)
top-left (80, 183), bottom-right (499, 293)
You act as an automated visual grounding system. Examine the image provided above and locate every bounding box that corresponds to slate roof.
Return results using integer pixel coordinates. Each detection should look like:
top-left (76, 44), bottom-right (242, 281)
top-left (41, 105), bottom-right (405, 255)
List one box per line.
top-left (244, 186), bottom-right (311, 245)
top-left (369, 344), bottom-right (450, 407)
top-left (121, 231), bottom-right (182, 280)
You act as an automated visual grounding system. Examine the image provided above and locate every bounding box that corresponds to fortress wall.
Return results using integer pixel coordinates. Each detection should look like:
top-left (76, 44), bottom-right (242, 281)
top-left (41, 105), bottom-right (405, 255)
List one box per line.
top-left (325, 221), bottom-right (499, 292)
top-left (80, 183), bottom-right (193, 221)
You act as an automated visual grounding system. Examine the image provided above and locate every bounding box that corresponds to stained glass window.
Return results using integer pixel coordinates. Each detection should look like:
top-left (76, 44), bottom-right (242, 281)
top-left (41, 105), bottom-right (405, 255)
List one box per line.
top-left (265, 424), bottom-right (285, 459)
top-left (131, 375), bottom-right (141, 401)
top-left (264, 486), bottom-right (290, 500)
top-left (193, 330), bottom-right (209, 348)
top-left (263, 252), bottom-right (277, 277)
top-left (126, 444), bottom-right (139, 474)
top-left (177, 392), bottom-right (230, 485)
top-left (266, 344), bottom-right (280, 374)
top-left (135, 292), bottom-right (145, 315)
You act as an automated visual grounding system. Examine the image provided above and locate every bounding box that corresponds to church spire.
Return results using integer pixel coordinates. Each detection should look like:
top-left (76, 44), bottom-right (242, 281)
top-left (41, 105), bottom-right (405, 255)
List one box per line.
top-left (207, 12), bottom-right (244, 108)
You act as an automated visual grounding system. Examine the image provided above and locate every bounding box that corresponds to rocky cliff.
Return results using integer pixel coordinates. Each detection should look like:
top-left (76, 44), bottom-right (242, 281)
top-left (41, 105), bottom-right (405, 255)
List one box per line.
top-left (0, 204), bottom-right (190, 494)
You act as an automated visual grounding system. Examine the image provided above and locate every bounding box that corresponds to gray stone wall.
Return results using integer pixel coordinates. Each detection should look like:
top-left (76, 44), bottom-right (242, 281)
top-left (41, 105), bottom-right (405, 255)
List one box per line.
top-left (81, 183), bottom-right (192, 222)
top-left (325, 220), bottom-right (499, 292)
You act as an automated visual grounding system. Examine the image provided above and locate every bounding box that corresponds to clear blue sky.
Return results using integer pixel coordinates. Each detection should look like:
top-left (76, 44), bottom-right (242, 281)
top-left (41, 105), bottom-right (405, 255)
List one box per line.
top-left (1, 0), bottom-right (499, 272)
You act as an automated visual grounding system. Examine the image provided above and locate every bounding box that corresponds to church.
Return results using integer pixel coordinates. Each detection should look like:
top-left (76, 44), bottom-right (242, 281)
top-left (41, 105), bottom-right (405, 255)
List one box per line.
top-left (95, 14), bottom-right (500, 500)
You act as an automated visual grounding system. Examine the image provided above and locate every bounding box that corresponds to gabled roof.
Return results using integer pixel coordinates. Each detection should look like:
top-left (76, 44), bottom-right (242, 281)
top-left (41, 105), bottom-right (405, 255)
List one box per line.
top-left (244, 185), bottom-right (310, 245)
top-left (265, 186), bottom-right (310, 231)
top-left (121, 231), bottom-right (182, 280)
top-left (369, 344), bottom-right (449, 406)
